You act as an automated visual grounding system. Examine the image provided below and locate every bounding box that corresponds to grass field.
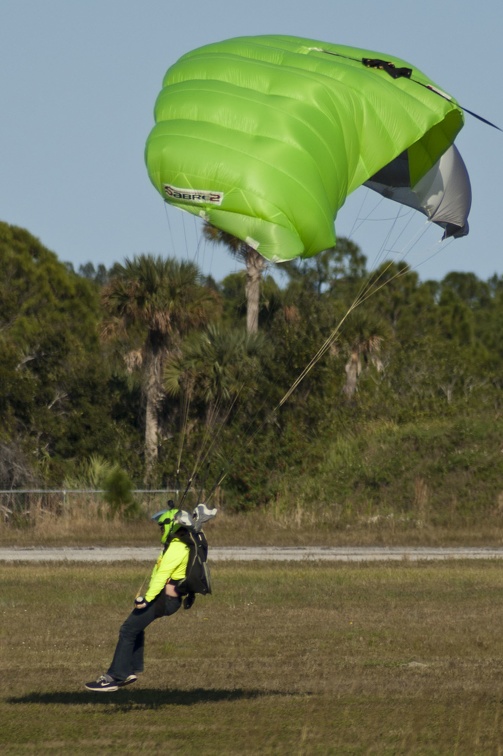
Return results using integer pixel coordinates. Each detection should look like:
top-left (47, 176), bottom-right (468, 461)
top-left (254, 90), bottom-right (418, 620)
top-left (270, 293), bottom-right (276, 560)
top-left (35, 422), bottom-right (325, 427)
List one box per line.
top-left (2, 559), bottom-right (503, 754)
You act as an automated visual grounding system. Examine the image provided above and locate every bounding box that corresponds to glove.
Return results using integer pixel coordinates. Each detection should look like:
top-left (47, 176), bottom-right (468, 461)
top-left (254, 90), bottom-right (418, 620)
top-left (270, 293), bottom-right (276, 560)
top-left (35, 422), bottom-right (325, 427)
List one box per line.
top-left (183, 593), bottom-right (196, 610)
top-left (134, 596), bottom-right (148, 609)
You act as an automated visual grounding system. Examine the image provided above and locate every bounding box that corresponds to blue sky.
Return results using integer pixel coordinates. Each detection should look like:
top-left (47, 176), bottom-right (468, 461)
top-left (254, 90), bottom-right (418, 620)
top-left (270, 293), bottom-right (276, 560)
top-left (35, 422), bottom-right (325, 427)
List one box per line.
top-left (2, 0), bottom-right (502, 284)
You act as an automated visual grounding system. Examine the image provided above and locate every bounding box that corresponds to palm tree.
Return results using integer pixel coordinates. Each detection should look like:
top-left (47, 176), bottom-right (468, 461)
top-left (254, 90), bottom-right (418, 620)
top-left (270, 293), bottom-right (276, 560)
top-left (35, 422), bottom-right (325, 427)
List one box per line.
top-left (165, 322), bottom-right (264, 429)
top-left (202, 223), bottom-right (266, 333)
top-left (339, 310), bottom-right (392, 399)
top-left (164, 322), bottom-right (264, 494)
top-left (101, 255), bottom-right (219, 484)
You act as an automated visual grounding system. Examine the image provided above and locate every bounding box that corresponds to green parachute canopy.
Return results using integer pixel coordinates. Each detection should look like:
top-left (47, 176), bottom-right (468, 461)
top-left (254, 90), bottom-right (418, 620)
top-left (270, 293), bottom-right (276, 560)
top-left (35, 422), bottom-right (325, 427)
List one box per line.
top-left (145, 35), bottom-right (471, 263)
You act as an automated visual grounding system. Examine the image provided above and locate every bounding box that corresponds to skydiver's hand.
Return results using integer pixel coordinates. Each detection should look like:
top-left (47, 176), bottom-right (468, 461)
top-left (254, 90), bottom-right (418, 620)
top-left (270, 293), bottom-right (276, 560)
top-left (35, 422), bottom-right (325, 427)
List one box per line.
top-left (134, 596), bottom-right (148, 610)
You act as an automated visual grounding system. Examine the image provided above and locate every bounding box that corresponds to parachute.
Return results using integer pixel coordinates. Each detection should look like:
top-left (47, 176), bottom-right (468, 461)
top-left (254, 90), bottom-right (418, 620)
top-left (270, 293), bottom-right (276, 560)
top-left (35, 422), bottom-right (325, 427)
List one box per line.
top-left (145, 35), bottom-right (471, 263)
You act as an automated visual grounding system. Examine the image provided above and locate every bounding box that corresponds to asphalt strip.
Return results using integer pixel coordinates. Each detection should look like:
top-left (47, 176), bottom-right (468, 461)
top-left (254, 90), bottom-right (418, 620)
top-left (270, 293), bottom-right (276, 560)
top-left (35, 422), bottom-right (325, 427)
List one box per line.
top-left (1, 546), bottom-right (503, 562)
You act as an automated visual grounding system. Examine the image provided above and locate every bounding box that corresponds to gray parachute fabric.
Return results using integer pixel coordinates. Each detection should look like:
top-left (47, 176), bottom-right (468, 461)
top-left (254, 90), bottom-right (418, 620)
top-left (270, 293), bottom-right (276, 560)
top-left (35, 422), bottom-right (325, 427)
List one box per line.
top-left (192, 503), bottom-right (218, 532)
top-left (364, 144), bottom-right (471, 238)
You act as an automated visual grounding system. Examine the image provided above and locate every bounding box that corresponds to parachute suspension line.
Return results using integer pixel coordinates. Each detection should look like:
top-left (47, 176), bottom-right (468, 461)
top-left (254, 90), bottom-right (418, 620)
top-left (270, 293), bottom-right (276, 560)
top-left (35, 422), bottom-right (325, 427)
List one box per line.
top-left (189, 384), bottom-right (244, 501)
top-left (204, 311), bottom-right (365, 497)
top-left (201, 391), bottom-right (247, 475)
top-left (374, 213), bottom-right (452, 279)
top-left (175, 380), bottom-right (194, 491)
top-left (354, 262), bottom-right (412, 308)
top-left (344, 186), bottom-right (370, 241)
top-left (175, 371), bottom-right (223, 507)
top-left (407, 235), bottom-right (455, 275)
top-left (172, 249), bottom-right (278, 502)
top-left (393, 220), bottom-right (432, 261)
top-left (182, 393), bottom-right (243, 504)
top-left (190, 218), bottom-right (202, 269)
top-left (163, 202), bottom-right (177, 256)
top-left (365, 204), bottom-right (413, 272)
top-left (201, 230), bottom-right (215, 278)
top-left (204, 261), bottom-right (416, 504)
top-left (383, 210), bottom-right (421, 258)
top-left (347, 189), bottom-right (443, 281)
top-left (345, 197), bottom-right (414, 288)
top-left (204, 214), bottom-right (446, 502)
top-left (135, 574), bottom-right (149, 601)
top-left (278, 261), bottom-right (397, 407)
top-left (277, 306), bottom-right (351, 408)
top-left (345, 192), bottom-right (422, 277)
top-left (279, 240), bottom-right (427, 409)
top-left (181, 211), bottom-right (191, 262)
top-left (177, 393), bottom-right (225, 508)
top-left (208, 213), bottom-right (441, 497)
top-left (371, 209), bottom-right (438, 279)
top-left (199, 370), bottom-right (296, 503)
top-left (194, 394), bottom-right (236, 475)
top-left (171, 244), bottom-right (276, 504)
top-left (348, 196), bottom-right (389, 243)
top-left (206, 470), bottom-right (228, 503)
top-left (349, 193), bottom-right (386, 237)
top-left (178, 476), bottom-right (194, 508)
top-left (161, 203), bottom-right (205, 273)
top-left (179, 389), bottom-right (243, 507)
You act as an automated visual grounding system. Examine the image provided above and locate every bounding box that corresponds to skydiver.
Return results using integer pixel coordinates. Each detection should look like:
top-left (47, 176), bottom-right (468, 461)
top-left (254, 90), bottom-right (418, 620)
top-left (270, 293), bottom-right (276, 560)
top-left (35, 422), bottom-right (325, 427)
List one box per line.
top-left (85, 502), bottom-right (203, 692)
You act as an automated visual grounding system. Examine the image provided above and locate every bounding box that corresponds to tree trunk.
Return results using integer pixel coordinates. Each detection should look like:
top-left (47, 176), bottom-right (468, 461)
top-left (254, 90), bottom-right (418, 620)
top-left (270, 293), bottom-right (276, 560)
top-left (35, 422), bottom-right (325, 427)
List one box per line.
top-left (343, 350), bottom-right (361, 398)
top-left (143, 347), bottom-right (164, 485)
top-left (245, 248), bottom-right (266, 334)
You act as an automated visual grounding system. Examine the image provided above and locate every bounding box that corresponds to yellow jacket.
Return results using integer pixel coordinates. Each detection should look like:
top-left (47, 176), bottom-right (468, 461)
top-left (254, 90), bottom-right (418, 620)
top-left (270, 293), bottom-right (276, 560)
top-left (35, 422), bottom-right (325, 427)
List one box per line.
top-left (145, 538), bottom-right (189, 602)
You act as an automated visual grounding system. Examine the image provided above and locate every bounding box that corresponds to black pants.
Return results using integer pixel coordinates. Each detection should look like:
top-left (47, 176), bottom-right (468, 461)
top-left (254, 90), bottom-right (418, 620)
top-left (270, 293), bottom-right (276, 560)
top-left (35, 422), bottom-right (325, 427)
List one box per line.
top-left (107, 593), bottom-right (181, 682)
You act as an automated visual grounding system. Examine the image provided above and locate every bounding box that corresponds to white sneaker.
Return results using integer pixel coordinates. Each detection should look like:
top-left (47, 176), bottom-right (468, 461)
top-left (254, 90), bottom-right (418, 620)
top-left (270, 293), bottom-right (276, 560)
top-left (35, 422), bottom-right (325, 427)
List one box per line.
top-left (117, 674), bottom-right (137, 687)
top-left (85, 674), bottom-right (119, 692)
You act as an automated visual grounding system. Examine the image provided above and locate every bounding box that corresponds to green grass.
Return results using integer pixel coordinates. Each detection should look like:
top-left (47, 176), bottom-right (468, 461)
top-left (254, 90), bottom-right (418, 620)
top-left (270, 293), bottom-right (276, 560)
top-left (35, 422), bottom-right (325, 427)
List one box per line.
top-left (2, 561), bottom-right (503, 753)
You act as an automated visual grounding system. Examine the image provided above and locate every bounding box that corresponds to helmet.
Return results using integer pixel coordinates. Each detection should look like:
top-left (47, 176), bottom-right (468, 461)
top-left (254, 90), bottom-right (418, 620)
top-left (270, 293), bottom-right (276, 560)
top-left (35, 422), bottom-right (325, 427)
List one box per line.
top-left (151, 507), bottom-right (181, 544)
top-left (151, 499), bottom-right (197, 543)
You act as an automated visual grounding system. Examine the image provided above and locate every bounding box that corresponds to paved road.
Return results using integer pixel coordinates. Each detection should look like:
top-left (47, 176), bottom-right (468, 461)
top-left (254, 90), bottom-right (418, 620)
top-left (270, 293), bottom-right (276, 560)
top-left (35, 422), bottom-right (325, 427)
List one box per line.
top-left (1, 545), bottom-right (503, 562)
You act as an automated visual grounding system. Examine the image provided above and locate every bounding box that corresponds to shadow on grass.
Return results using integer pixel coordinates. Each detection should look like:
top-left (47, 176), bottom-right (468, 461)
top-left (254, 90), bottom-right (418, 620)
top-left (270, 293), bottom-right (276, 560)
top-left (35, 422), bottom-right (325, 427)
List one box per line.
top-left (7, 687), bottom-right (294, 709)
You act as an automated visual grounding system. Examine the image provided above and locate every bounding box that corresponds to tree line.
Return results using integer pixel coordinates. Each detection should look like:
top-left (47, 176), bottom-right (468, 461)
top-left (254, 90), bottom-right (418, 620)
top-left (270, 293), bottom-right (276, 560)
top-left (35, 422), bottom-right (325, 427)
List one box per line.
top-left (1, 220), bottom-right (502, 512)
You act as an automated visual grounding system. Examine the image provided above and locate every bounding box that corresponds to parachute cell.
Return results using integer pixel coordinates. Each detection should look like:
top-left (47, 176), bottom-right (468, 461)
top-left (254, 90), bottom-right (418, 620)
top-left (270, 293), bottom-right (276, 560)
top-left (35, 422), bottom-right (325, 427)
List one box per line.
top-left (145, 35), bottom-right (471, 262)
top-left (365, 144), bottom-right (471, 238)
